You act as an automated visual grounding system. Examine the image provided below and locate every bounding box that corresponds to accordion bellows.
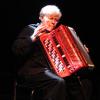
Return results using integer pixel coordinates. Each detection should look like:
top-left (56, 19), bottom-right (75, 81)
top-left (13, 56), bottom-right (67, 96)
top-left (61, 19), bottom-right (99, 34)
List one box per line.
top-left (40, 24), bottom-right (94, 77)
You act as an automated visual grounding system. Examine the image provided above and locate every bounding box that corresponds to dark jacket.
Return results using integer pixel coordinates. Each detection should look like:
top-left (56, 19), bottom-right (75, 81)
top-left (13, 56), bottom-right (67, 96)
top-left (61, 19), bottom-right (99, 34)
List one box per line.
top-left (12, 23), bottom-right (50, 76)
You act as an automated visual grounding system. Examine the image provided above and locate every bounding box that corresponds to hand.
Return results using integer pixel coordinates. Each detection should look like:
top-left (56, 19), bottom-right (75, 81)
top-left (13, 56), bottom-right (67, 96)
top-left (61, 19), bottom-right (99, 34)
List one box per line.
top-left (84, 44), bottom-right (89, 53)
top-left (30, 24), bottom-right (47, 41)
top-left (34, 23), bottom-right (47, 37)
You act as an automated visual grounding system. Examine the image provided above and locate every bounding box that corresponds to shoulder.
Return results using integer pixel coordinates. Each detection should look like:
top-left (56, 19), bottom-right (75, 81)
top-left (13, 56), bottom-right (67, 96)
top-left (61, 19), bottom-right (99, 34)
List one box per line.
top-left (28, 23), bottom-right (40, 30)
top-left (66, 26), bottom-right (76, 33)
top-left (64, 25), bottom-right (77, 35)
top-left (20, 23), bottom-right (39, 32)
top-left (67, 26), bottom-right (75, 31)
top-left (18, 23), bottom-right (39, 37)
top-left (60, 24), bottom-right (76, 33)
top-left (61, 24), bottom-right (75, 31)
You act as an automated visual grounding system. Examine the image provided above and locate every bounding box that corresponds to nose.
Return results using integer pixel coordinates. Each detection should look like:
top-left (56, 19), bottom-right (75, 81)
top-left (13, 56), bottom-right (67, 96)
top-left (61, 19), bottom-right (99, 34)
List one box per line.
top-left (52, 19), bottom-right (58, 25)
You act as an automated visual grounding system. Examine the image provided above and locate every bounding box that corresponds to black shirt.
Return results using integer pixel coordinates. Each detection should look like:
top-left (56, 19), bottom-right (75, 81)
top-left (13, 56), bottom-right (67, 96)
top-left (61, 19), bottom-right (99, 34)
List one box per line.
top-left (12, 23), bottom-right (50, 75)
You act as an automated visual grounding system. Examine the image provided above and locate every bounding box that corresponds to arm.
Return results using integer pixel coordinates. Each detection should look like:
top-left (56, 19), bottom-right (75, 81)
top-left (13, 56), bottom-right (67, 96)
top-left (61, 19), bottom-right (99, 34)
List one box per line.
top-left (30, 23), bottom-right (47, 42)
top-left (68, 26), bottom-right (89, 53)
top-left (12, 25), bottom-right (35, 56)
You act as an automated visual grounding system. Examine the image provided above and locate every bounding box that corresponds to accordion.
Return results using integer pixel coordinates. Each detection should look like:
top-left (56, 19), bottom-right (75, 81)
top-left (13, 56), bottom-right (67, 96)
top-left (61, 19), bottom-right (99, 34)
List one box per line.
top-left (40, 24), bottom-right (94, 77)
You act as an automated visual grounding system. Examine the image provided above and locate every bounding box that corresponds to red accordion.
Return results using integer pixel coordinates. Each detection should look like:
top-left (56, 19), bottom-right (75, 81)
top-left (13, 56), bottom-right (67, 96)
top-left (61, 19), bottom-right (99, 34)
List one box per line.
top-left (40, 24), bottom-right (94, 77)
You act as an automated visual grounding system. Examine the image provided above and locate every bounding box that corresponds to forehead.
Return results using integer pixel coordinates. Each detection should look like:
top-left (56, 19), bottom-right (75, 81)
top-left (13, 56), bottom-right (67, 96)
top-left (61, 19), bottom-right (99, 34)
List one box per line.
top-left (46, 14), bottom-right (60, 19)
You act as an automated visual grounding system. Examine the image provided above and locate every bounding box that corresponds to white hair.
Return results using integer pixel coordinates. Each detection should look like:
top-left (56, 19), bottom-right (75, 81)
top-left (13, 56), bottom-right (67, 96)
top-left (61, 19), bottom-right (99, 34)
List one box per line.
top-left (39, 5), bottom-right (62, 18)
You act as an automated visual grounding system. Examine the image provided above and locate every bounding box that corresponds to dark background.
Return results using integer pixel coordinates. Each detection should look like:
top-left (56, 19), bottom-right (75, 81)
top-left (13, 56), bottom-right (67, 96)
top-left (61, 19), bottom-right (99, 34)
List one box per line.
top-left (1, 0), bottom-right (99, 100)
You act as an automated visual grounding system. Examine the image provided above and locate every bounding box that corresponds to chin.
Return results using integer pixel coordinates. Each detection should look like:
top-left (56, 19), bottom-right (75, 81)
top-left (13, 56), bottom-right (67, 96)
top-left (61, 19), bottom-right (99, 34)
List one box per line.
top-left (47, 28), bottom-right (52, 31)
top-left (48, 27), bottom-right (55, 31)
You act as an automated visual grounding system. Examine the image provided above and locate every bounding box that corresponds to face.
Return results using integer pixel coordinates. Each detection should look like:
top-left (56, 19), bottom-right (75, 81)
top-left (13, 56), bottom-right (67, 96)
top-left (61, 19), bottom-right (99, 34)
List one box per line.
top-left (40, 14), bottom-right (60, 31)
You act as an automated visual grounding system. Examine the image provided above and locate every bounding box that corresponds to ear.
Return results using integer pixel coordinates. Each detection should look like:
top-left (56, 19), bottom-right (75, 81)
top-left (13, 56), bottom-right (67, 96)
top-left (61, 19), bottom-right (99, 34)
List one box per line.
top-left (39, 16), bottom-right (43, 21)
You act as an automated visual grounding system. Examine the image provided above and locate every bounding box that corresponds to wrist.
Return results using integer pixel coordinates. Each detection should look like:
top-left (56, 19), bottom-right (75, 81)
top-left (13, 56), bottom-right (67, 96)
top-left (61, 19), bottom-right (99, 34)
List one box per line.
top-left (30, 35), bottom-right (36, 41)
